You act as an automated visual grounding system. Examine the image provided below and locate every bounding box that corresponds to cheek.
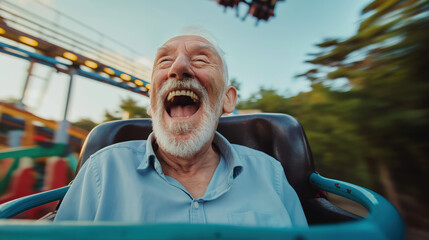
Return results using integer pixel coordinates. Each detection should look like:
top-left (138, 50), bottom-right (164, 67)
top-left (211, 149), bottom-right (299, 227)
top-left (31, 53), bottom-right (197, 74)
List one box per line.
top-left (149, 87), bottom-right (162, 111)
top-left (195, 70), bottom-right (223, 91)
top-left (209, 77), bottom-right (225, 99)
top-left (149, 95), bottom-right (158, 111)
top-left (151, 69), bottom-right (168, 85)
top-left (150, 75), bottom-right (166, 99)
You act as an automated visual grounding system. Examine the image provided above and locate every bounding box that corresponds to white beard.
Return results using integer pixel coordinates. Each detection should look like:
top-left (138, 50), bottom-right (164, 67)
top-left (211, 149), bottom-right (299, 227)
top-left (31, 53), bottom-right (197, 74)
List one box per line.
top-left (151, 78), bottom-right (223, 158)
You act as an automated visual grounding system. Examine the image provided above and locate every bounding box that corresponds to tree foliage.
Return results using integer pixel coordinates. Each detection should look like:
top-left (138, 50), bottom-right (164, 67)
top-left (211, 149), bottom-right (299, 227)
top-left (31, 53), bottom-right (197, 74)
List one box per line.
top-left (239, 0), bottom-right (429, 203)
top-left (71, 118), bottom-right (98, 132)
top-left (72, 96), bottom-right (150, 131)
top-left (302, 0), bottom-right (429, 200)
top-left (103, 96), bottom-right (150, 121)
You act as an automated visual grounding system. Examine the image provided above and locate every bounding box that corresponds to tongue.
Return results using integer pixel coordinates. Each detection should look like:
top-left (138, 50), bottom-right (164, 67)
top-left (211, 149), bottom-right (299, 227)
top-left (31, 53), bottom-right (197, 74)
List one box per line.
top-left (170, 105), bottom-right (198, 118)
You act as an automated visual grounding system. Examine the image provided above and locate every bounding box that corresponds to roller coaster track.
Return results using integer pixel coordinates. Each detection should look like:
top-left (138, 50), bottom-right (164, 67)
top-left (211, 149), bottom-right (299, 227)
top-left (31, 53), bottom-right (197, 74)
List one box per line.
top-left (0, 0), bottom-right (151, 96)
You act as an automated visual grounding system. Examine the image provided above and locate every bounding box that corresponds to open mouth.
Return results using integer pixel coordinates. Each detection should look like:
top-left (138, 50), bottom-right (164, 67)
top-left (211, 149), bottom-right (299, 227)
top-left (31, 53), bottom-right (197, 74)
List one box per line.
top-left (165, 89), bottom-right (201, 118)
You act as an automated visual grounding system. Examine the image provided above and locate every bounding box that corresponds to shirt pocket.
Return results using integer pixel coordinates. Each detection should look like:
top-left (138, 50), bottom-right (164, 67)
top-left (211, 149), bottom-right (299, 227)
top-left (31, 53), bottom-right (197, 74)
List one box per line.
top-left (227, 211), bottom-right (292, 228)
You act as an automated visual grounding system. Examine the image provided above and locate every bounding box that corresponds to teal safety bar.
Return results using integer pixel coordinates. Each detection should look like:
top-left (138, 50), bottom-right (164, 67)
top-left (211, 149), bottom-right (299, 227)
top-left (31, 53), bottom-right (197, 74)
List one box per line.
top-left (0, 173), bottom-right (405, 240)
top-left (309, 173), bottom-right (405, 240)
top-left (0, 186), bottom-right (69, 218)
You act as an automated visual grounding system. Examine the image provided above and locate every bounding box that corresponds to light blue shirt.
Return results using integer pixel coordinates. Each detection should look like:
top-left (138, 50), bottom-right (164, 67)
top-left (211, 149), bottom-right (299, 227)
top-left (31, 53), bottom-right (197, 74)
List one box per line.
top-left (55, 132), bottom-right (307, 227)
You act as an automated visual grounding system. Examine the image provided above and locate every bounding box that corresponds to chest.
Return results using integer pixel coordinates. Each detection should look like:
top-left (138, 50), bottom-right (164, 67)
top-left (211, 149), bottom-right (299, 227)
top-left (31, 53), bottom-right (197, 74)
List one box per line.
top-left (102, 174), bottom-right (290, 227)
top-left (168, 174), bottom-right (211, 199)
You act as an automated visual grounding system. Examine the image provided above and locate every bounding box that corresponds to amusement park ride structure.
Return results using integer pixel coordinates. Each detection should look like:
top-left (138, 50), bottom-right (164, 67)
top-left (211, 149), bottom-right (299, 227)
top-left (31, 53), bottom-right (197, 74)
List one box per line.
top-left (216, 0), bottom-right (285, 24)
top-left (0, 0), bottom-right (152, 220)
top-left (0, 1), bottom-right (405, 240)
top-left (0, 0), bottom-right (152, 145)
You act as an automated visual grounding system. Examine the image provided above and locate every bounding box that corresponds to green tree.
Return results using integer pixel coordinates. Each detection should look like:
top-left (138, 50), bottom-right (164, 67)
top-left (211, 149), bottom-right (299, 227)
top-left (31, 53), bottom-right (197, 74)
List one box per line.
top-left (238, 83), bottom-right (372, 187)
top-left (237, 87), bottom-right (291, 113)
top-left (104, 96), bottom-right (150, 121)
top-left (71, 118), bottom-right (98, 132)
top-left (297, 1), bottom-right (429, 231)
top-left (238, 1), bottom-right (428, 232)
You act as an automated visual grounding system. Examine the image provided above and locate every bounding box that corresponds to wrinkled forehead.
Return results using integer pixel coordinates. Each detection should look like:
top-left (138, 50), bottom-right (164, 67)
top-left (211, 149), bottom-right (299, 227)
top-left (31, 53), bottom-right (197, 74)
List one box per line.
top-left (156, 35), bottom-right (221, 59)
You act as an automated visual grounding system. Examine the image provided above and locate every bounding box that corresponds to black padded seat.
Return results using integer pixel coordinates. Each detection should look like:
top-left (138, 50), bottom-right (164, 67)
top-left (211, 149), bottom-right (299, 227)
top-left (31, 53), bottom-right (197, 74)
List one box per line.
top-left (76, 113), bottom-right (359, 224)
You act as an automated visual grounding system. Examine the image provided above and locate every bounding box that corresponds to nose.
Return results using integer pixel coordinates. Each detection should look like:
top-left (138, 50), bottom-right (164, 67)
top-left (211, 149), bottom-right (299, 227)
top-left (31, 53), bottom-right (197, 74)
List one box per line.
top-left (168, 55), bottom-right (193, 80)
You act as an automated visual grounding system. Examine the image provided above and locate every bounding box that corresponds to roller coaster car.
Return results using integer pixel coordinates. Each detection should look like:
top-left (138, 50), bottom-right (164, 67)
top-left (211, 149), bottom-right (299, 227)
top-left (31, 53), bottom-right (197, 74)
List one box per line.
top-left (217, 0), bottom-right (241, 8)
top-left (0, 114), bottom-right (405, 240)
top-left (248, 0), bottom-right (275, 21)
top-left (217, 0), bottom-right (283, 21)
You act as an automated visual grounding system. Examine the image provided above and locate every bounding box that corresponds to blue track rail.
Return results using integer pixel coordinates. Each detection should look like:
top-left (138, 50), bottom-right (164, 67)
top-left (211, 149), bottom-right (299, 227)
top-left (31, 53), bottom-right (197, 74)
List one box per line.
top-left (0, 41), bottom-right (149, 97)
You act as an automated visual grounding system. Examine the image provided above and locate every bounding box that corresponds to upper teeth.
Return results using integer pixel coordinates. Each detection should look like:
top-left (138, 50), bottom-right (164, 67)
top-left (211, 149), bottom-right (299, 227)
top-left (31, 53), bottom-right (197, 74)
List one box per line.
top-left (167, 90), bottom-right (199, 102)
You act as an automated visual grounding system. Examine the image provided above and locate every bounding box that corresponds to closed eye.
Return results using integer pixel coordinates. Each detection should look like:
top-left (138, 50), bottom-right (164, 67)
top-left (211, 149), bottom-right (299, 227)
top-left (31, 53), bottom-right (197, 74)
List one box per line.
top-left (158, 58), bottom-right (172, 63)
top-left (155, 57), bottom-right (173, 68)
top-left (192, 57), bottom-right (209, 64)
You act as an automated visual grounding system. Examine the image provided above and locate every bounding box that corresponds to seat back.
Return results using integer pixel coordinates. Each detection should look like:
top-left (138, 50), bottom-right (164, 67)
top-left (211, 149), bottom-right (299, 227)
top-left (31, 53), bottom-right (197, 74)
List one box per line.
top-left (78, 114), bottom-right (316, 200)
top-left (76, 113), bottom-right (357, 224)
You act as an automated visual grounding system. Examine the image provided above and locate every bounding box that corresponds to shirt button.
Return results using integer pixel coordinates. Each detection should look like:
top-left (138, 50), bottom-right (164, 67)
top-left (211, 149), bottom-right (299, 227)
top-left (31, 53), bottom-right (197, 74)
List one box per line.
top-left (193, 201), bottom-right (199, 209)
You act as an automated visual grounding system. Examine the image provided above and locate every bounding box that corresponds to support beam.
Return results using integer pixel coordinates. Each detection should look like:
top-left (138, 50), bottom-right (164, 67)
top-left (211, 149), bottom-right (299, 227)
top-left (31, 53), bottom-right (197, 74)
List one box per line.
top-left (54, 69), bottom-right (76, 144)
top-left (18, 61), bottom-right (35, 109)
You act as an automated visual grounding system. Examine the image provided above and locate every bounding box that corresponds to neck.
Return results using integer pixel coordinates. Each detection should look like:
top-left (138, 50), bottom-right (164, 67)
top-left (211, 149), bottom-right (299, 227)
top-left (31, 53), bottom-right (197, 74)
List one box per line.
top-left (153, 133), bottom-right (222, 199)
top-left (155, 139), bottom-right (220, 177)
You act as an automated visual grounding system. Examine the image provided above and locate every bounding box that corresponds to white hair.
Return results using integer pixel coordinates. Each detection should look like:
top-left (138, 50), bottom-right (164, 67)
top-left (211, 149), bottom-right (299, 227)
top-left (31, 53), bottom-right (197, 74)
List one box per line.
top-left (174, 27), bottom-right (229, 85)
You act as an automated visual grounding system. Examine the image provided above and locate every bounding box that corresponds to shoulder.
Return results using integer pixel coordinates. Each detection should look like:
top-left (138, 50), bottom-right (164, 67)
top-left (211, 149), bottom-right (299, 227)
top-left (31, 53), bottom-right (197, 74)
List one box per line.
top-left (93, 140), bottom-right (147, 156)
top-left (230, 144), bottom-right (284, 179)
top-left (230, 144), bottom-right (288, 195)
top-left (84, 140), bottom-right (148, 169)
top-left (231, 144), bottom-right (281, 167)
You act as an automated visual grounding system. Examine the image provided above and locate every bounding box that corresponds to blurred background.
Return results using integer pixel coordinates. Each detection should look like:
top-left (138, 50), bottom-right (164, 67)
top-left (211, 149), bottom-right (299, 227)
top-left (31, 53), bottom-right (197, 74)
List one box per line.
top-left (0, 0), bottom-right (427, 239)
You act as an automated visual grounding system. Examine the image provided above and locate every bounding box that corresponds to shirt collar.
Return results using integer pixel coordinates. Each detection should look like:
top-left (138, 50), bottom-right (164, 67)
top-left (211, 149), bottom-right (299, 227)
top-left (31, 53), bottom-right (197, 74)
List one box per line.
top-left (212, 132), bottom-right (243, 179)
top-left (136, 131), bottom-right (244, 179)
top-left (136, 132), bottom-right (156, 171)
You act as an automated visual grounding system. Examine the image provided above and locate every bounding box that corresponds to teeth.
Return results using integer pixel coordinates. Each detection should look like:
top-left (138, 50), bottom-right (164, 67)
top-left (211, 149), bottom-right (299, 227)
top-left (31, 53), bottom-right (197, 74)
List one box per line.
top-left (167, 90), bottom-right (199, 102)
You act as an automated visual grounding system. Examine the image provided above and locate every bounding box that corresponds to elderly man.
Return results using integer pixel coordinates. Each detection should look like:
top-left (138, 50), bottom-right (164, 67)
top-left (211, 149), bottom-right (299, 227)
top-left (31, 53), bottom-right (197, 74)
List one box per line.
top-left (55, 35), bottom-right (307, 227)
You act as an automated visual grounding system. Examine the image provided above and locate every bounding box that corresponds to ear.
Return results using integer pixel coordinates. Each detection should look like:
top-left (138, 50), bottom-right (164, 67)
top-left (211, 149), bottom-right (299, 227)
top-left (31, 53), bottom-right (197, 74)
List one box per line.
top-left (222, 86), bottom-right (237, 114)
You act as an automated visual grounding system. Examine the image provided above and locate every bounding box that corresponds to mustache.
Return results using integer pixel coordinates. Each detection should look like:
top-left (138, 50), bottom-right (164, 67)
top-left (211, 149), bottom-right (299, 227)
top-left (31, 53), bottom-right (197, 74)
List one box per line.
top-left (158, 78), bottom-right (208, 101)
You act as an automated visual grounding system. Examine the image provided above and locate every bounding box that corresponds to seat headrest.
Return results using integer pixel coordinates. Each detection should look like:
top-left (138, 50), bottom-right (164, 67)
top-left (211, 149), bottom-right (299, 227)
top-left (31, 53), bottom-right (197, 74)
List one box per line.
top-left (77, 113), bottom-right (316, 201)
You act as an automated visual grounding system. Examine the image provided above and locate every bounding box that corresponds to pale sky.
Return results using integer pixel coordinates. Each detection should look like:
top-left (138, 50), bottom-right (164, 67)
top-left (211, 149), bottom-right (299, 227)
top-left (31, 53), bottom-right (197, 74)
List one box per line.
top-left (0, 0), bottom-right (371, 123)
